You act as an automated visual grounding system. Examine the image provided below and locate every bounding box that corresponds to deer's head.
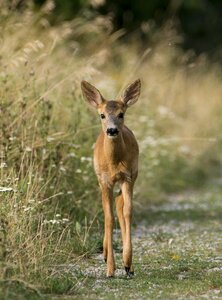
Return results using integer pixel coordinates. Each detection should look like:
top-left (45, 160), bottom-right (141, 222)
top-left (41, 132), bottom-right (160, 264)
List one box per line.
top-left (81, 79), bottom-right (141, 138)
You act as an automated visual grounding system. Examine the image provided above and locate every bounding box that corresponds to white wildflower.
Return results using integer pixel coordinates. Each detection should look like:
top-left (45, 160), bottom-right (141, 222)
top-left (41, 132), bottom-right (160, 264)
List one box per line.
top-left (62, 218), bottom-right (69, 223)
top-left (81, 156), bottom-right (92, 162)
top-left (0, 162), bottom-right (7, 168)
top-left (24, 207), bottom-right (33, 212)
top-left (59, 166), bottom-right (66, 172)
top-left (25, 146), bottom-right (32, 152)
top-left (9, 136), bottom-right (16, 141)
top-left (68, 152), bottom-right (76, 158)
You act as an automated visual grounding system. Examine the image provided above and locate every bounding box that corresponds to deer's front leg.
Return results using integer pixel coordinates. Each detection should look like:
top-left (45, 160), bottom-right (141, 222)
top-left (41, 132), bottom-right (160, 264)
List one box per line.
top-left (101, 184), bottom-right (115, 277)
top-left (121, 181), bottom-right (134, 275)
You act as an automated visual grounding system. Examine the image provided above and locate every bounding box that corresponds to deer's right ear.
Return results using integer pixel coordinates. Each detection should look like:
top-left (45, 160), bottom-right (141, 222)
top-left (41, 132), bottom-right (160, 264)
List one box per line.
top-left (121, 79), bottom-right (141, 107)
top-left (81, 81), bottom-right (104, 108)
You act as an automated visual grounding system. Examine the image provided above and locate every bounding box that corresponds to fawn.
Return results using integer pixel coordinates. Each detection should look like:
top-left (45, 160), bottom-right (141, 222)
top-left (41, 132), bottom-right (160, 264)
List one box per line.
top-left (81, 79), bottom-right (141, 277)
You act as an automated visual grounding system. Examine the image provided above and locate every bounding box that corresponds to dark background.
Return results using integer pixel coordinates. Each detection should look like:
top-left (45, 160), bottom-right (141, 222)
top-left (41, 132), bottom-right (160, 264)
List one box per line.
top-left (9, 0), bottom-right (222, 60)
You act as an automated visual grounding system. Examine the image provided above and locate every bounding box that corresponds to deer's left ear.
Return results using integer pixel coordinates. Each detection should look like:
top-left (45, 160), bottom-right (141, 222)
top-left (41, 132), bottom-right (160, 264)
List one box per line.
top-left (121, 79), bottom-right (141, 107)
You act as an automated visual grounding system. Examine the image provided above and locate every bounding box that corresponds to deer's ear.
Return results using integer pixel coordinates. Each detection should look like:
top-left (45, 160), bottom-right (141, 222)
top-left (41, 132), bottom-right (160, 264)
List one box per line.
top-left (81, 81), bottom-right (104, 108)
top-left (121, 79), bottom-right (141, 107)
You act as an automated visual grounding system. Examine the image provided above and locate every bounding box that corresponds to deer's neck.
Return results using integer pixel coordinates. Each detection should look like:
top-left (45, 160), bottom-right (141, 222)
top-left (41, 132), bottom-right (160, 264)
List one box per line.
top-left (103, 133), bottom-right (125, 164)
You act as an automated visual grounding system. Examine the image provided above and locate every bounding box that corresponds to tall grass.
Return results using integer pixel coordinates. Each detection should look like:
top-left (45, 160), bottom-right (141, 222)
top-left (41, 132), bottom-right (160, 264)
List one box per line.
top-left (1, 4), bottom-right (222, 295)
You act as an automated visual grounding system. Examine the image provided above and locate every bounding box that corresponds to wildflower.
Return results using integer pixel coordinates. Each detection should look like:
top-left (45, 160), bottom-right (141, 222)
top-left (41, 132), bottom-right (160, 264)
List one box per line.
top-left (68, 152), bottom-right (76, 158)
top-left (172, 254), bottom-right (180, 261)
top-left (43, 219), bottom-right (60, 225)
top-left (25, 146), bottom-right (32, 152)
top-left (0, 162), bottom-right (7, 168)
top-left (81, 156), bottom-right (92, 162)
top-left (24, 207), bottom-right (33, 212)
top-left (59, 166), bottom-right (66, 172)
top-left (76, 169), bottom-right (82, 173)
top-left (62, 218), bottom-right (69, 223)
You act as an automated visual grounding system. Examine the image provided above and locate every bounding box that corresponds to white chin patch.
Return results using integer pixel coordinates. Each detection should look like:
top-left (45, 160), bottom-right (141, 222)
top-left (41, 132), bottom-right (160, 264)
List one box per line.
top-left (107, 134), bottom-right (118, 139)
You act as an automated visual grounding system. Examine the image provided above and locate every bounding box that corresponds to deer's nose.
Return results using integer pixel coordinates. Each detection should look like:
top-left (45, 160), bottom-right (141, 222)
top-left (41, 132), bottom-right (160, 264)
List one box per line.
top-left (107, 128), bottom-right (119, 136)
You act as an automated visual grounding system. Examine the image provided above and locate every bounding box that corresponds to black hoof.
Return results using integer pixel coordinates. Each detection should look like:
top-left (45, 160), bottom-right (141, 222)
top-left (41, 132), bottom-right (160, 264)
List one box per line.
top-left (104, 258), bottom-right (107, 263)
top-left (125, 267), bottom-right (134, 278)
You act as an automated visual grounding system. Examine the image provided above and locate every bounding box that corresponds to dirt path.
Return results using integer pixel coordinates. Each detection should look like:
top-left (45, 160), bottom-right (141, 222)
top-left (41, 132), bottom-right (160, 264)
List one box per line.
top-left (54, 186), bottom-right (222, 299)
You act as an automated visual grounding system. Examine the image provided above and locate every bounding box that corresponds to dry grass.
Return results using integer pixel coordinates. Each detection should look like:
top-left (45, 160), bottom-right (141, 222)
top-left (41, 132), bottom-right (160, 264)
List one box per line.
top-left (1, 4), bottom-right (222, 296)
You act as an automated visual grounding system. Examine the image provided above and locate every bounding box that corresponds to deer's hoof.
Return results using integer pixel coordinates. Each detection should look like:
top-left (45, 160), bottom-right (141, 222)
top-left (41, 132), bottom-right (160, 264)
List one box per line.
top-left (125, 266), bottom-right (134, 278)
top-left (106, 267), bottom-right (115, 278)
top-left (106, 271), bottom-right (115, 278)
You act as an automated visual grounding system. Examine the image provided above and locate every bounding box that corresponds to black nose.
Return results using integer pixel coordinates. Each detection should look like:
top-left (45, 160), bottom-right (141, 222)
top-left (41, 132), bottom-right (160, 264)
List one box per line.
top-left (107, 128), bottom-right (119, 136)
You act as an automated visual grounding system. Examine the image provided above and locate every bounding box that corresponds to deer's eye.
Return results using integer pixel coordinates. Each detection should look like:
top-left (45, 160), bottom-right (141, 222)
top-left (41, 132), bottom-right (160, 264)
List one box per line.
top-left (118, 112), bottom-right (124, 118)
top-left (100, 114), bottom-right (105, 119)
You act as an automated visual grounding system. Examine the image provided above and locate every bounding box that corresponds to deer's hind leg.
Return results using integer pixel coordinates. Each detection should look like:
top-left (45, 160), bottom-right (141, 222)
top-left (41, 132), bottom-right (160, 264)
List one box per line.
top-left (115, 191), bottom-right (126, 248)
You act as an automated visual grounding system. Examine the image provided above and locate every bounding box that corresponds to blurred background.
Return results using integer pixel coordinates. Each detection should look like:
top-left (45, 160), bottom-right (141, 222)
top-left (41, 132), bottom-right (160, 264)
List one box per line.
top-left (1, 0), bottom-right (222, 294)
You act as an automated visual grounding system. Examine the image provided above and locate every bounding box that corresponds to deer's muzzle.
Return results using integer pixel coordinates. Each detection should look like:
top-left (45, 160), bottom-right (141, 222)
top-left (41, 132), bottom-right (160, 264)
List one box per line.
top-left (106, 128), bottom-right (119, 137)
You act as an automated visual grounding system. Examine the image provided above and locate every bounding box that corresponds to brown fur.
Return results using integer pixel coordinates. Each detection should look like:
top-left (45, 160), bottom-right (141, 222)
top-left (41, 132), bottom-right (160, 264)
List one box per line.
top-left (81, 79), bottom-right (141, 277)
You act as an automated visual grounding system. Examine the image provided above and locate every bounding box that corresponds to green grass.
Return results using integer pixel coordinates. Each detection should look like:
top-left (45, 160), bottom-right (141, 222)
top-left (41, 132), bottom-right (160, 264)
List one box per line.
top-left (3, 184), bottom-right (221, 299)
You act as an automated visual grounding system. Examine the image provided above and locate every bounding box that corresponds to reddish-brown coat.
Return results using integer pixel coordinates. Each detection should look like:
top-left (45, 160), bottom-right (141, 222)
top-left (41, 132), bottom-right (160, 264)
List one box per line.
top-left (81, 79), bottom-right (141, 277)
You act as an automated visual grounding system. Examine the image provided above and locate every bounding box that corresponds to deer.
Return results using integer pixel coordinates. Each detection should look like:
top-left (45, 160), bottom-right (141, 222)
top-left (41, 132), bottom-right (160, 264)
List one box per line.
top-left (81, 79), bottom-right (141, 277)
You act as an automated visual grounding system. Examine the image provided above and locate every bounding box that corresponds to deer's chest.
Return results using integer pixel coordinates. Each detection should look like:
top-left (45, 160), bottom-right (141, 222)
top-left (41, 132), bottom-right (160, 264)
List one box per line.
top-left (95, 160), bottom-right (131, 186)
